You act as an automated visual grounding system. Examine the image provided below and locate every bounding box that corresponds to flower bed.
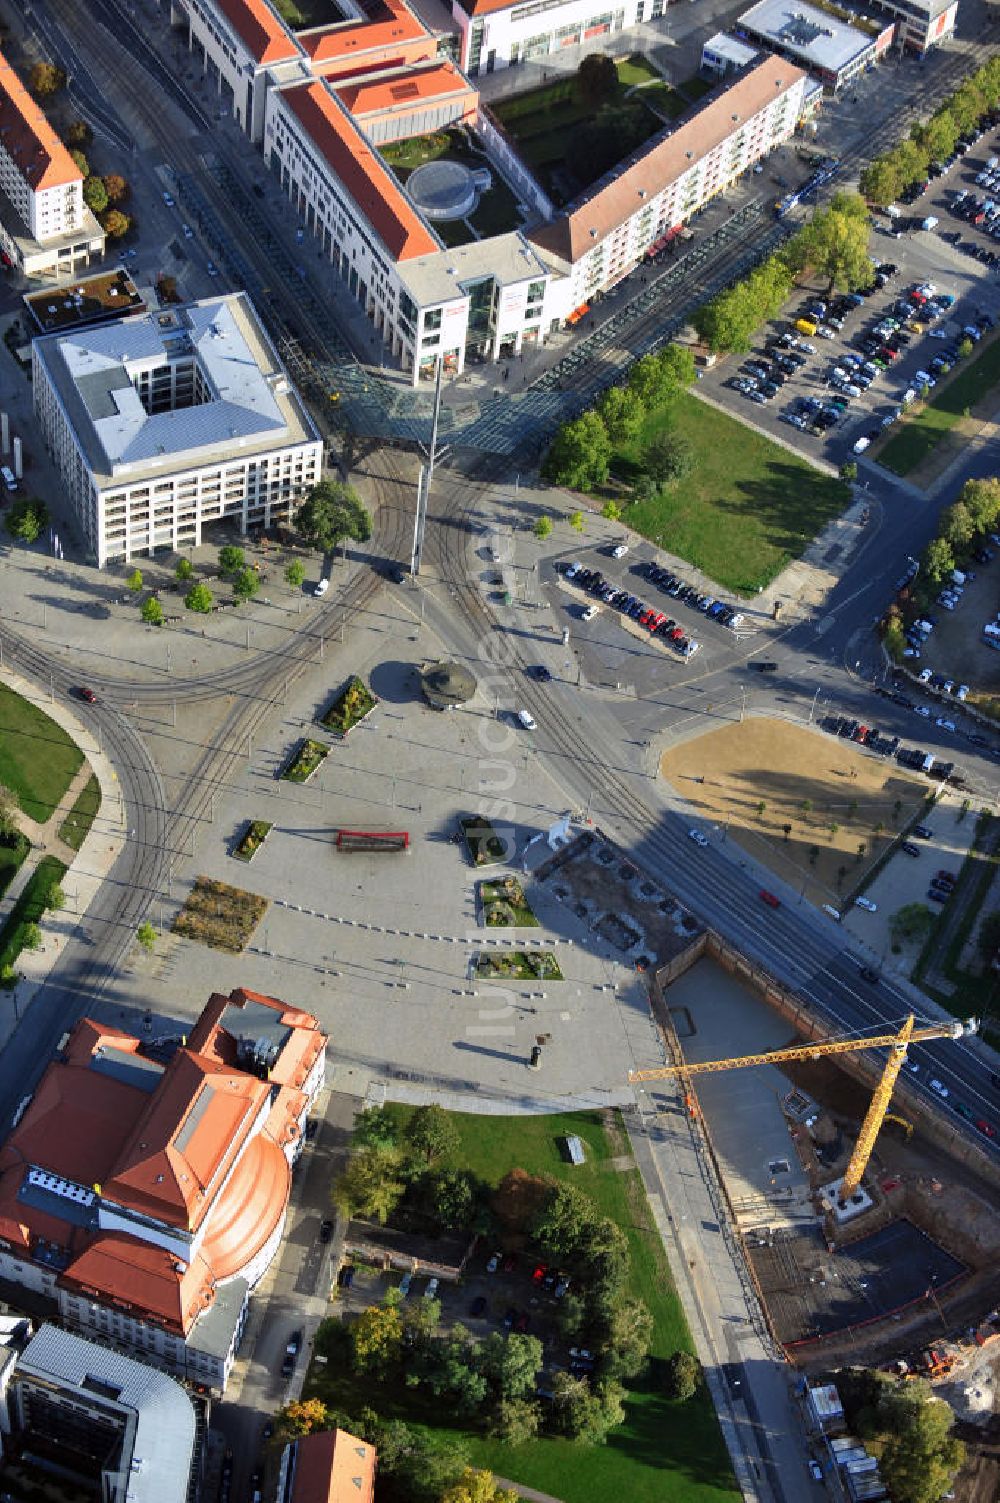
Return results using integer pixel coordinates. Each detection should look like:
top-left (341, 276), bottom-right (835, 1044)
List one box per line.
top-left (474, 950), bottom-right (563, 981)
top-left (460, 814), bottom-right (507, 866)
top-left (281, 738), bottom-right (330, 783)
top-left (319, 676), bottom-right (378, 737)
top-left (173, 876), bottom-right (268, 953)
top-left (479, 876), bottom-right (539, 927)
top-left (233, 819), bottom-right (273, 863)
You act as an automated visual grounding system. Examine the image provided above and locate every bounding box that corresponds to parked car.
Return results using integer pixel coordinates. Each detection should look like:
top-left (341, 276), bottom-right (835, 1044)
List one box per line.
top-left (688, 829), bottom-right (709, 848)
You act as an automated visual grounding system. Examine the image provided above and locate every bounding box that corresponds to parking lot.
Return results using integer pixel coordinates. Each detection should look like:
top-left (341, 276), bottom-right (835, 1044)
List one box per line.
top-left (897, 549), bottom-right (1000, 714)
top-left (697, 136), bottom-right (1000, 464)
top-left (543, 543), bottom-right (762, 695)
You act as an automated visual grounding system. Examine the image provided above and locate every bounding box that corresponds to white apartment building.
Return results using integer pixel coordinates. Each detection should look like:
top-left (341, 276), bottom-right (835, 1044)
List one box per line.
top-left (530, 58), bottom-right (807, 312)
top-left (0, 50), bottom-right (104, 277)
top-left (32, 291), bottom-right (323, 567)
top-left (448, 0), bottom-right (663, 77)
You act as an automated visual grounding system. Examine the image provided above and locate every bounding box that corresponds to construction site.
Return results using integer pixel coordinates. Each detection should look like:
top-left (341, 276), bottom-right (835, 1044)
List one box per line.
top-left (537, 829), bottom-right (1000, 1493)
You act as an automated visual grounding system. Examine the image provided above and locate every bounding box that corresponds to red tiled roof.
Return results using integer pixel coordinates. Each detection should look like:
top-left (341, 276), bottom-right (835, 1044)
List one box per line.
top-left (290, 1429), bottom-right (376, 1503)
top-left (0, 50), bottom-right (83, 192)
top-left (104, 1051), bottom-right (268, 1231)
top-left (212, 0), bottom-right (300, 65)
top-left (280, 80), bottom-right (438, 261)
top-left (61, 1236), bottom-right (217, 1335)
top-left (199, 1133), bottom-right (289, 1281)
top-left (334, 61), bottom-right (474, 117)
top-left (7, 1050), bottom-right (148, 1188)
top-left (452, 0), bottom-right (525, 14)
top-left (301, 0), bottom-right (425, 63)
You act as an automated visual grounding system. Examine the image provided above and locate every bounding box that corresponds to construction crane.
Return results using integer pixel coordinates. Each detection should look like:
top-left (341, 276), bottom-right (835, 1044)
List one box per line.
top-left (630, 1014), bottom-right (978, 1202)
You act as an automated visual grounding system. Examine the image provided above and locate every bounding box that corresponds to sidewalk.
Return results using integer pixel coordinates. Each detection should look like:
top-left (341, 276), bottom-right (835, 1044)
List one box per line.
top-left (0, 668), bottom-right (127, 1046)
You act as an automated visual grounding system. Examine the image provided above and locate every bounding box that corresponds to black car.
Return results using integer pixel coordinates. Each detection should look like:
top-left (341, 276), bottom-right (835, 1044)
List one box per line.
top-left (914, 824), bottom-right (932, 839)
top-left (528, 665), bottom-right (552, 682)
top-left (901, 841), bottom-right (921, 857)
top-left (319, 1218), bottom-right (334, 1243)
top-left (859, 966), bottom-right (880, 984)
top-left (749, 660), bottom-right (778, 672)
top-left (469, 1294), bottom-right (487, 1317)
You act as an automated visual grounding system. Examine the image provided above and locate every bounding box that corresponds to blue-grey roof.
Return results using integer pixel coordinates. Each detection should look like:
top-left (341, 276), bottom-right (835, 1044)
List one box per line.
top-left (33, 294), bottom-right (313, 482)
top-left (739, 0), bottom-right (875, 74)
top-left (16, 1324), bottom-right (196, 1503)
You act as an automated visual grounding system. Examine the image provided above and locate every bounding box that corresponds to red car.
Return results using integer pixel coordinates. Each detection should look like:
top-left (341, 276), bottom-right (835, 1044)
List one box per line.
top-left (759, 889), bottom-right (781, 909)
top-left (532, 1264), bottom-right (547, 1283)
top-left (77, 686), bottom-right (97, 704)
top-left (976, 1119), bottom-right (996, 1138)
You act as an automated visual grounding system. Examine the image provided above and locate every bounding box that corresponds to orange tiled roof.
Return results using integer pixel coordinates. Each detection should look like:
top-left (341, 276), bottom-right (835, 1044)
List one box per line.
top-left (104, 1051), bottom-right (268, 1231)
top-left (213, 0), bottom-right (300, 65)
top-left (290, 1429), bottom-right (376, 1503)
top-left (0, 51), bottom-right (83, 191)
top-left (301, 0), bottom-right (425, 63)
top-left (335, 61), bottom-right (474, 117)
top-left (61, 1236), bottom-right (217, 1335)
top-left (199, 1133), bottom-right (289, 1281)
top-left (281, 80), bottom-right (438, 262)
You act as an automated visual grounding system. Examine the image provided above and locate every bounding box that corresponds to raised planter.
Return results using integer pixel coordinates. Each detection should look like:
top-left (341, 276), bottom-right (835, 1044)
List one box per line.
top-left (479, 875), bottom-right (538, 926)
top-left (233, 819), bottom-right (273, 863)
top-left (319, 676), bottom-right (378, 737)
top-left (280, 738), bottom-right (330, 783)
top-left (474, 950), bottom-right (563, 981)
top-left (460, 814), bottom-right (507, 867)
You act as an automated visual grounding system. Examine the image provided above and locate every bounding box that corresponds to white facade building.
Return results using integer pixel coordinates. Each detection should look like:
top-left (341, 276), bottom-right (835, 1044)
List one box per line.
top-left (449, 0), bottom-right (658, 77)
top-left (32, 291), bottom-right (322, 567)
top-left (0, 50), bottom-right (104, 277)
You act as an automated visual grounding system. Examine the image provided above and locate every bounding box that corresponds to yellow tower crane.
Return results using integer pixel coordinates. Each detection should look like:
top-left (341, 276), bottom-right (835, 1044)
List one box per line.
top-left (629, 1014), bottom-right (977, 1201)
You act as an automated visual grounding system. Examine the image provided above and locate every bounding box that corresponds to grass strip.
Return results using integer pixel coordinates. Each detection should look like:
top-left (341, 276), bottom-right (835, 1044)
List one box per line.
top-left (57, 773), bottom-right (101, 852)
top-left (0, 855), bottom-right (66, 986)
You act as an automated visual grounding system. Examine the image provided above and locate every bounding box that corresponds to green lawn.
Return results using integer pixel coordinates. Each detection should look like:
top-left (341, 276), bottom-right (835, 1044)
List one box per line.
top-left (271, 0), bottom-right (338, 26)
top-left (0, 684), bottom-right (84, 824)
top-left (679, 74), bottom-right (716, 103)
top-left (0, 855), bottom-right (66, 985)
top-left (878, 336), bottom-right (1000, 476)
top-left (308, 1108), bottom-right (736, 1503)
top-left (0, 832), bottom-right (30, 900)
top-left (613, 392), bottom-right (850, 595)
top-left (57, 774), bottom-right (100, 852)
top-left (640, 82), bottom-right (688, 120)
top-left (493, 60), bottom-right (664, 180)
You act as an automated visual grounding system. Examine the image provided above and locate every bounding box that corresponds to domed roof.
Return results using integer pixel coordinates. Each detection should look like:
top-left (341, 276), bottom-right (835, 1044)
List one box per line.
top-left (420, 660), bottom-right (477, 709)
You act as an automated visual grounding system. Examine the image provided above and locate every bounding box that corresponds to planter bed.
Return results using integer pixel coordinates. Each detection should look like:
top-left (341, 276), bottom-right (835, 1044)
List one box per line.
top-left (319, 676), bottom-right (378, 737)
top-left (281, 738), bottom-right (330, 783)
top-left (479, 876), bottom-right (539, 927)
top-left (474, 950), bottom-right (564, 981)
top-left (173, 876), bottom-right (268, 953)
top-left (460, 814), bottom-right (507, 866)
top-left (233, 819), bottom-right (273, 863)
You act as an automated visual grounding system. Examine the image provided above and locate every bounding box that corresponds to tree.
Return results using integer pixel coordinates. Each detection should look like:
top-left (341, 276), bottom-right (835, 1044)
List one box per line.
top-left (295, 480), bottom-right (372, 553)
top-left (0, 785), bottom-right (20, 839)
top-left (922, 535), bottom-right (955, 588)
top-left (914, 109), bottom-right (958, 166)
top-left (889, 902), bottom-right (934, 943)
top-left (101, 210), bottom-right (130, 240)
top-left (352, 1105), bottom-right (399, 1152)
top-left (405, 1104), bottom-right (460, 1164)
top-left (333, 1147), bottom-right (405, 1224)
top-left (414, 1167), bottom-right (478, 1232)
top-left (577, 52), bottom-right (618, 106)
top-left (894, 137), bottom-right (930, 191)
top-left (83, 177), bottom-right (109, 215)
top-left (600, 499), bottom-right (622, 522)
top-left (569, 101), bottom-right (649, 183)
top-left (491, 1168), bottom-right (551, 1234)
top-left (102, 173), bottom-right (129, 204)
top-left (69, 150), bottom-right (90, 178)
top-left (273, 1397), bottom-right (328, 1441)
top-left (352, 1302), bottom-right (402, 1374)
top-left (440, 1469), bottom-right (519, 1503)
top-left (284, 559), bottom-right (306, 589)
top-left (958, 336), bottom-right (974, 359)
top-left (140, 596), bottom-right (164, 627)
top-left (656, 343), bottom-right (697, 394)
top-left (862, 1381), bottom-right (965, 1503)
top-left (840, 461), bottom-right (858, 482)
top-left (533, 1182), bottom-right (598, 1258)
top-left (800, 799), bottom-right (813, 816)
top-left (598, 385), bottom-right (645, 446)
top-left (664, 1349), bottom-right (701, 1400)
top-left (976, 909), bottom-right (1000, 963)
top-left (156, 275), bottom-right (179, 305)
top-left (550, 1372), bottom-right (621, 1442)
top-left (219, 544), bottom-right (246, 577)
top-left (475, 1333), bottom-right (544, 1402)
top-left (46, 884), bottom-right (66, 913)
top-left (127, 567), bottom-right (143, 593)
top-left (488, 1397), bottom-right (540, 1446)
top-left (642, 431), bottom-right (693, 486)
top-left (137, 921), bottom-right (157, 953)
top-left (796, 192), bottom-right (873, 293)
top-left (6, 496), bottom-right (49, 544)
top-left (756, 800), bottom-right (767, 820)
top-left (175, 557), bottom-right (194, 583)
top-left (533, 515), bottom-right (553, 540)
top-left (959, 477), bottom-right (1000, 534)
top-left (543, 411), bottom-right (612, 491)
top-left (65, 120), bottom-right (93, 148)
top-left (29, 62), bottom-right (65, 97)
top-left (859, 155), bottom-right (902, 208)
top-left (942, 500), bottom-right (975, 549)
top-left (569, 510), bottom-right (584, 533)
top-left (22, 922), bottom-right (43, 952)
top-left (232, 567), bottom-right (260, 602)
top-left (600, 1297), bottom-right (653, 1380)
top-left (185, 582), bottom-right (213, 613)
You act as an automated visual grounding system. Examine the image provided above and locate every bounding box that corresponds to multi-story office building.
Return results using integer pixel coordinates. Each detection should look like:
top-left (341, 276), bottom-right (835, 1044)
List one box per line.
top-left (0, 50), bottom-right (105, 277)
top-left (0, 1322), bottom-right (198, 1503)
top-left (32, 290), bottom-right (322, 566)
top-left (874, 0), bottom-right (957, 51)
top-left (736, 0), bottom-right (894, 92)
top-left (0, 988), bottom-right (327, 1393)
top-left (447, 0), bottom-right (661, 78)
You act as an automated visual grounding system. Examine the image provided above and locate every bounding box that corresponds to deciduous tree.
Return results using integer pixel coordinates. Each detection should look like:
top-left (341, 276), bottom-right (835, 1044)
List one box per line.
top-left (475, 1332), bottom-right (543, 1402)
top-left (6, 496), bottom-right (49, 544)
top-left (184, 582), bottom-right (213, 613)
top-left (332, 1146), bottom-right (405, 1224)
top-left (0, 785), bottom-right (19, 839)
top-left (141, 596), bottom-right (164, 627)
top-left (29, 62), bottom-right (65, 97)
top-left (101, 209), bottom-right (130, 240)
top-left (295, 480), bottom-right (372, 553)
top-left (440, 1469), bottom-right (519, 1503)
top-left (352, 1104), bottom-right (399, 1152)
top-left (284, 559), bottom-right (306, 589)
top-left (273, 1397), bottom-right (328, 1441)
top-left (577, 53), bottom-right (618, 106)
top-left (102, 173), bottom-right (129, 204)
top-left (642, 431), bottom-right (693, 486)
top-left (175, 557), bottom-right (194, 582)
top-left (127, 567), bottom-right (143, 592)
top-left (83, 177), bottom-right (109, 215)
top-left (543, 412), bottom-right (612, 491)
top-left (404, 1104), bottom-right (459, 1164)
top-left (65, 120), bottom-right (93, 148)
top-left (598, 385), bottom-right (645, 446)
top-left (232, 567), bottom-right (260, 602)
top-left (922, 535), bottom-right (954, 587)
top-left (69, 150), bottom-right (89, 177)
top-left (664, 1349), bottom-right (701, 1400)
top-left (533, 515), bottom-right (553, 540)
top-left (351, 1302), bottom-right (403, 1374)
top-left (218, 544), bottom-right (245, 577)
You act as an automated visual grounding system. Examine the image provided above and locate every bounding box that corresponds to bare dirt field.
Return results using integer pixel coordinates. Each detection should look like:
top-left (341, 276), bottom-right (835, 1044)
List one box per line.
top-left (660, 717), bottom-right (926, 906)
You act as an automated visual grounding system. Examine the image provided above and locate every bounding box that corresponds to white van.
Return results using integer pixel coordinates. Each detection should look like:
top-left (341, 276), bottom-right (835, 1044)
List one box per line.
top-left (517, 709), bottom-right (537, 730)
top-left (0, 465), bottom-right (17, 493)
top-left (821, 904), bottom-right (842, 922)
